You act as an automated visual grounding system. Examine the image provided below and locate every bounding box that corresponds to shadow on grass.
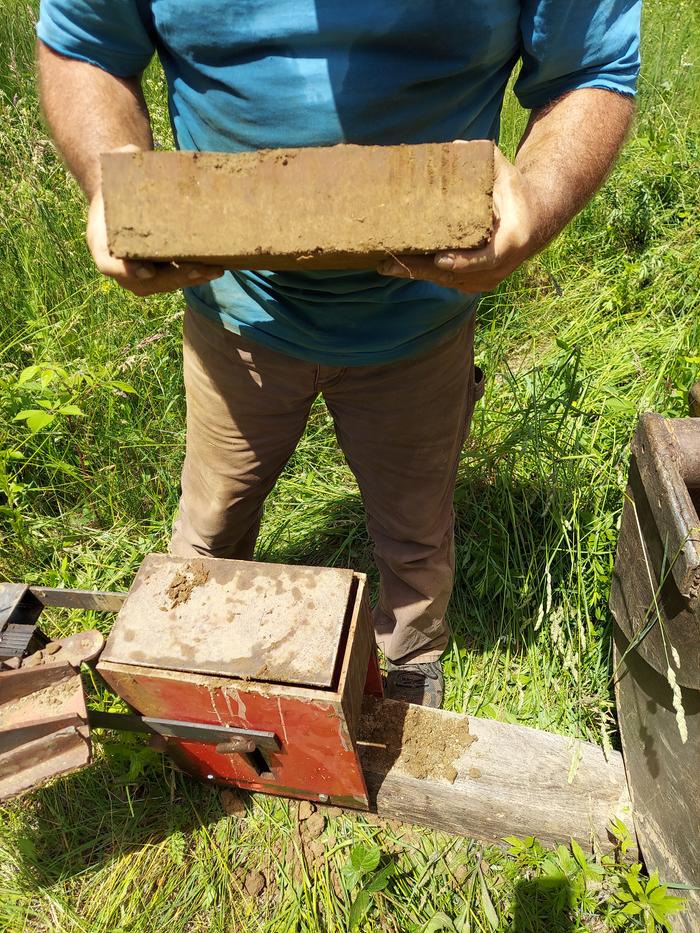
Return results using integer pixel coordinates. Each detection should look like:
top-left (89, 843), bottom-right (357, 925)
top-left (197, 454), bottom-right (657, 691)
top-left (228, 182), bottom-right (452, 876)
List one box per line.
top-left (11, 755), bottom-right (222, 887)
top-left (258, 467), bottom-right (581, 660)
top-left (509, 875), bottom-right (574, 932)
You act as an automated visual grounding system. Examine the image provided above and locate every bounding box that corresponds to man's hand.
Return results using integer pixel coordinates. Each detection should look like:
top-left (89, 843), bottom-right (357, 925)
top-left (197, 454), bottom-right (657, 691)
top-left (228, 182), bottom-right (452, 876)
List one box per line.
top-left (376, 89), bottom-right (634, 294)
top-left (377, 147), bottom-right (543, 294)
top-left (37, 48), bottom-right (225, 296)
top-left (87, 190), bottom-right (225, 297)
top-left (87, 146), bottom-right (225, 296)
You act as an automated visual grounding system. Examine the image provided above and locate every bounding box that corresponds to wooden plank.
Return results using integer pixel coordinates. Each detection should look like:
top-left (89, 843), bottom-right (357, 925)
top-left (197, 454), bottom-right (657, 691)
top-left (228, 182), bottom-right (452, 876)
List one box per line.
top-left (611, 414), bottom-right (700, 931)
top-left (671, 419), bottom-right (700, 485)
top-left (611, 460), bottom-right (700, 688)
top-left (631, 414), bottom-right (700, 602)
top-left (358, 697), bottom-right (634, 855)
top-left (614, 628), bottom-right (700, 932)
top-left (689, 382), bottom-right (700, 418)
top-left (102, 142), bottom-right (494, 271)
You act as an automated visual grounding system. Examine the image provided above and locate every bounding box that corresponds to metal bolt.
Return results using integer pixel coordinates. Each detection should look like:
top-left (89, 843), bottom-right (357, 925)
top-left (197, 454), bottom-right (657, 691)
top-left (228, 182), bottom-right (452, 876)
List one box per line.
top-left (215, 738), bottom-right (256, 755)
top-left (318, 794), bottom-right (329, 803)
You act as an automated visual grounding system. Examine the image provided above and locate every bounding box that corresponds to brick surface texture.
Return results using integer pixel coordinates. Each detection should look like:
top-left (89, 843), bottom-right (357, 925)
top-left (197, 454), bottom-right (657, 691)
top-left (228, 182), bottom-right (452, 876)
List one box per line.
top-left (102, 141), bottom-right (494, 271)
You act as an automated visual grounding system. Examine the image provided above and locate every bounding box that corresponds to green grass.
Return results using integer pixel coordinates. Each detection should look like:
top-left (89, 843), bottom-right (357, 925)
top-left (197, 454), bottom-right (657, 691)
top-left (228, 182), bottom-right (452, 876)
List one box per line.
top-left (1, 0), bottom-right (699, 929)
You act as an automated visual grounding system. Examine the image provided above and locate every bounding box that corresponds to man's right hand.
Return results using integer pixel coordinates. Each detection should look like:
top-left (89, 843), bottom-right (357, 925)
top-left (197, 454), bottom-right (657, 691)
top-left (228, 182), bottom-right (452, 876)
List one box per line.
top-left (87, 178), bottom-right (225, 297)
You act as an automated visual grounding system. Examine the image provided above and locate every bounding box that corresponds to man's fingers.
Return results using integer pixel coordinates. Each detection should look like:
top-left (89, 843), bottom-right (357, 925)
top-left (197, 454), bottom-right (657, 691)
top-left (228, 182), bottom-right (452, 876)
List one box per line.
top-left (376, 252), bottom-right (507, 293)
top-left (433, 243), bottom-right (497, 273)
top-left (375, 255), bottom-right (480, 289)
top-left (376, 244), bottom-right (497, 279)
top-left (97, 255), bottom-right (224, 296)
top-left (92, 248), bottom-right (148, 280)
top-left (93, 243), bottom-right (224, 294)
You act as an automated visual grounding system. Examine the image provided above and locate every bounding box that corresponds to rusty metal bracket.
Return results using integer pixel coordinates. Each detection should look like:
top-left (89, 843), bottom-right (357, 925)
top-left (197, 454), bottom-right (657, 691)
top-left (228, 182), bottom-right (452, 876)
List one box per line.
top-left (29, 587), bottom-right (127, 612)
top-left (1, 583), bottom-right (125, 662)
top-left (0, 713), bottom-right (86, 755)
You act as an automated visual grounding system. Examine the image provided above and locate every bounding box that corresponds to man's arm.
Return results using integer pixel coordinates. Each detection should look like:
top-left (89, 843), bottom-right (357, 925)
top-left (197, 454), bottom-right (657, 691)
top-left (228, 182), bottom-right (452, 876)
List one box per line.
top-left (376, 88), bottom-right (635, 292)
top-left (37, 41), bottom-right (223, 295)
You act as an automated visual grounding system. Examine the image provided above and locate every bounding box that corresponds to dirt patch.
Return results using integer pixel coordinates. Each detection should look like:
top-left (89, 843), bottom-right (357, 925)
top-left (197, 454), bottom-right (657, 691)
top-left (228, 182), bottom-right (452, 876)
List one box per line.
top-left (229, 794), bottom-right (433, 904)
top-left (244, 870), bottom-right (265, 897)
top-left (220, 788), bottom-right (247, 818)
top-left (166, 560), bottom-right (210, 608)
top-left (359, 697), bottom-right (475, 783)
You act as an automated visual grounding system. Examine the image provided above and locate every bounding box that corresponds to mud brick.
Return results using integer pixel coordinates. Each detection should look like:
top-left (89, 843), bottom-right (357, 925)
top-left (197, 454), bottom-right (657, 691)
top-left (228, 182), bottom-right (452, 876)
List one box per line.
top-left (101, 141), bottom-right (494, 271)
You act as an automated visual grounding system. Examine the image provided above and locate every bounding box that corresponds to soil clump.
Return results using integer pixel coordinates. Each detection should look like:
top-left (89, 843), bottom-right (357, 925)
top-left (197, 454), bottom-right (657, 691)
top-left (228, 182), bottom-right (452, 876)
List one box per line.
top-left (166, 560), bottom-right (210, 608)
top-left (298, 800), bottom-right (315, 821)
top-left (220, 788), bottom-right (247, 818)
top-left (244, 870), bottom-right (265, 896)
top-left (304, 811), bottom-right (325, 839)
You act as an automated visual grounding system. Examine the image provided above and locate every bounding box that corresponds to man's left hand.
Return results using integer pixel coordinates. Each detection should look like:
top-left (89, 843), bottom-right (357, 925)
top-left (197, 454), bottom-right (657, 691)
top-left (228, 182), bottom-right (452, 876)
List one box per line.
top-left (377, 145), bottom-right (545, 294)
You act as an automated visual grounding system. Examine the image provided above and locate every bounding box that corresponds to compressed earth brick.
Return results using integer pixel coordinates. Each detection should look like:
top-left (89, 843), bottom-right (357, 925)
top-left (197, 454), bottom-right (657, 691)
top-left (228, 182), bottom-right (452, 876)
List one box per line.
top-left (101, 141), bottom-right (494, 271)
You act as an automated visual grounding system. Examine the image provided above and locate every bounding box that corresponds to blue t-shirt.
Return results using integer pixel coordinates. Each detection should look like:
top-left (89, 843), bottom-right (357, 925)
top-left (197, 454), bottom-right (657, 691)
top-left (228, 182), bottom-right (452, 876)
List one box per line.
top-left (38, 1), bottom-right (641, 365)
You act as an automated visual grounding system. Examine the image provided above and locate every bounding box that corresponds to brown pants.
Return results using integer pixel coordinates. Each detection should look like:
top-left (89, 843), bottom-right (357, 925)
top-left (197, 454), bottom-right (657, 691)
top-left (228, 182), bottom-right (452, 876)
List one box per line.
top-left (171, 308), bottom-right (477, 664)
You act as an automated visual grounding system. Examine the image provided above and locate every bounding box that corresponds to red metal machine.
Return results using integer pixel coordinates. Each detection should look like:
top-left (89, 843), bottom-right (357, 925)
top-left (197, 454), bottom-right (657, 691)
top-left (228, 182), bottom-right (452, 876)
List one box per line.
top-left (0, 554), bottom-right (383, 806)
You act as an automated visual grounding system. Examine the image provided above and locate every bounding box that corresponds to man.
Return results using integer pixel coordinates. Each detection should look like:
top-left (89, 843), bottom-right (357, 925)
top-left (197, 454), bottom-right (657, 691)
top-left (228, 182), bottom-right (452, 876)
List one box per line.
top-left (36, 1), bottom-right (641, 707)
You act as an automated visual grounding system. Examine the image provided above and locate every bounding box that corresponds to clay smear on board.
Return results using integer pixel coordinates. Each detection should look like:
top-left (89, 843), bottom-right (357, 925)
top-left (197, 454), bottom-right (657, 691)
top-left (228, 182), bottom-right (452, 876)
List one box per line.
top-left (166, 560), bottom-right (210, 609)
top-left (359, 696), bottom-right (475, 783)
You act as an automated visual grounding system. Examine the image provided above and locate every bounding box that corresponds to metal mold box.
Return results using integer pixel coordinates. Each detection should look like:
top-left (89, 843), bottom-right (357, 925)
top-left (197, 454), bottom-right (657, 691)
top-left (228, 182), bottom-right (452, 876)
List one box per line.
top-left (98, 554), bottom-right (380, 807)
top-left (101, 554), bottom-right (356, 688)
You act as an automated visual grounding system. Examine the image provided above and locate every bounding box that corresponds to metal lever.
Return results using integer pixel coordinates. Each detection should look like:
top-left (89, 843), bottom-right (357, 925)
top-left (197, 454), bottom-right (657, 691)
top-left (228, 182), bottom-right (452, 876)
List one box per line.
top-left (87, 710), bottom-right (280, 752)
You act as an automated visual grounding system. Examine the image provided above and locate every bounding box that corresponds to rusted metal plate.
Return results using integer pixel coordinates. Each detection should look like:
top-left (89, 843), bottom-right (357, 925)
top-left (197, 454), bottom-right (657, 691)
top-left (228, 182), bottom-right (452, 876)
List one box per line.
top-left (0, 663), bottom-right (91, 800)
top-left (101, 554), bottom-right (356, 688)
top-left (98, 662), bottom-right (370, 807)
top-left (28, 587), bottom-right (127, 612)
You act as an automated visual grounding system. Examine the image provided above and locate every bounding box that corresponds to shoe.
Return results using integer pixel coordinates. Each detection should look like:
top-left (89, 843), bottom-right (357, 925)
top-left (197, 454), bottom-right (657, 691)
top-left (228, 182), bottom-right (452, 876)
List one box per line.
top-left (385, 660), bottom-right (444, 708)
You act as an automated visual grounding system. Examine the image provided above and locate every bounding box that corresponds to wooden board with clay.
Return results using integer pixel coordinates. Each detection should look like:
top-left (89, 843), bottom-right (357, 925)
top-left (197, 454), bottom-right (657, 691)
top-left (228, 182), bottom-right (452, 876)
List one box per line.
top-left (101, 142), bottom-right (494, 271)
top-left (358, 697), bottom-right (635, 855)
